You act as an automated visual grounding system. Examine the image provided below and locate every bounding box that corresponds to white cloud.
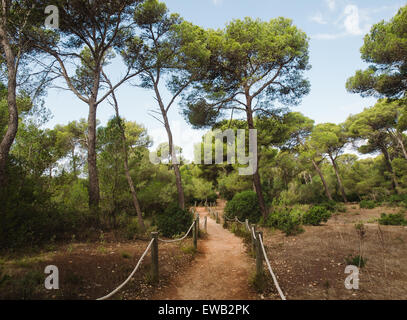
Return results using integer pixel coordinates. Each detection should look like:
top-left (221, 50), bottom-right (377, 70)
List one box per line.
top-left (343, 4), bottom-right (364, 35)
top-left (313, 4), bottom-right (372, 40)
top-left (310, 12), bottom-right (327, 25)
top-left (212, 0), bottom-right (223, 6)
top-left (326, 0), bottom-right (336, 11)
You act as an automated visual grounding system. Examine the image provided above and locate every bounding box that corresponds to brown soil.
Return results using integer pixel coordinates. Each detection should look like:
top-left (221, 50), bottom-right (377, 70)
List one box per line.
top-left (259, 205), bottom-right (407, 300)
top-left (152, 206), bottom-right (258, 300)
top-left (0, 238), bottom-right (195, 300)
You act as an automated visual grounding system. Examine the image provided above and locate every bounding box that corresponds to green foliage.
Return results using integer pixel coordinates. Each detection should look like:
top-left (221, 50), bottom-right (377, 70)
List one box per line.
top-left (378, 213), bottom-right (407, 226)
top-left (156, 204), bottom-right (193, 237)
top-left (345, 255), bottom-right (367, 268)
top-left (360, 200), bottom-right (376, 209)
top-left (224, 191), bottom-right (262, 224)
top-left (265, 207), bottom-right (304, 236)
top-left (346, 5), bottom-right (407, 99)
top-left (303, 205), bottom-right (331, 226)
top-left (125, 218), bottom-right (140, 240)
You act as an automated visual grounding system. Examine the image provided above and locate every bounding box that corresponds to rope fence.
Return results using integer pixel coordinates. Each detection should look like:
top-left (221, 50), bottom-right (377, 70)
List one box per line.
top-left (158, 221), bottom-right (195, 243)
top-left (98, 205), bottom-right (286, 301)
top-left (213, 209), bottom-right (286, 301)
top-left (97, 213), bottom-right (202, 301)
top-left (258, 234), bottom-right (286, 300)
top-left (97, 238), bottom-right (154, 301)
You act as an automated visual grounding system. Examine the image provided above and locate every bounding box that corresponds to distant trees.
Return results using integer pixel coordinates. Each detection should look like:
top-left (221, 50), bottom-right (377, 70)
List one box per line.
top-left (310, 123), bottom-right (348, 202)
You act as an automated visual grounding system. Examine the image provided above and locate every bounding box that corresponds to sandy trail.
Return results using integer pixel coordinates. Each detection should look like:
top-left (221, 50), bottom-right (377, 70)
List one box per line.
top-left (152, 206), bottom-right (257, 300)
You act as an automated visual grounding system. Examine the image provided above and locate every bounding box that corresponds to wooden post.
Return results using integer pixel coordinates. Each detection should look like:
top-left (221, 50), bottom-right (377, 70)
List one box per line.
top-left (193, 219), bottom-right (197, 250)
top-left (151, 232), bottom-right (159, 283)
top-left (255, 231), bottom-right (264, 278)
top-left (216, 211), bottom-right (219, 224)
top-left (196, 214), bottom-right (200, 239)
top-left (251, 224), bottom-right (256, 255)
top-left (245, 219), bottom-right (249, 231)
top-left (204, 216), bottom-right (207, 233)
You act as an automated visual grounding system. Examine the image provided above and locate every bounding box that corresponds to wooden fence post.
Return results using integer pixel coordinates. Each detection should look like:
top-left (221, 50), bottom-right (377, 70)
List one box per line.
top-left (204, 216), bottom-right (207, 233)
top-left (216, 211), bottom-right (219, 224)
top-left (151, 232), bottom-right (159, 283)
top-left (245, 219), bottom-right (249, 231)
top-left (255, 231), bottom-right (263, 278)
top-left (193, 219), bottom-right (197, 250)
top-left (196, 214), bottom-right (200, 239)
top-left (251, 224), bottom-right (257, 255)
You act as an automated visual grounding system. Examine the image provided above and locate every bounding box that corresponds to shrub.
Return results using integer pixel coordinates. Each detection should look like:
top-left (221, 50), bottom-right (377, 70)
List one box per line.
top-left (345, 254), bottom-right (367, 268)
top-left (320, 200), bottom-right (338, 212)
top-left (303, 206), bottom-right (331, 226)
top-left (265, 208), bottom-right (303, 236)
top-left (360, 200), bottom-right (376, 209)
top-left (224, 191), bottom-right (262, 223)
top-left (125, 218), bottom-right (140, 239)
top-left (156, 204), bottom-right (193, 237)
top-left (378, 213), bottom-right (407, 226)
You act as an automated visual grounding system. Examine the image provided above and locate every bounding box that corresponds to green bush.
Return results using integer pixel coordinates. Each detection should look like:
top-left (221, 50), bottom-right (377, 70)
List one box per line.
top-left (125, 218), bottom-right (140, 239)
top-left (387, 194), bottom-right (407, 207)
top-left (360, 200), bottom-right (376, 209)
top-left (303, 206), bottom-right (332, 226)
top-left (265, 208), bottom-right (303, 236)
top-left (320, 200), bottom-right (338, 212)
top-left (224, 191), bottom-right (261, 224)
top-left (156, 204), bottom-right (193, 237)
top-left (378, 213), bottom-right (407, 226)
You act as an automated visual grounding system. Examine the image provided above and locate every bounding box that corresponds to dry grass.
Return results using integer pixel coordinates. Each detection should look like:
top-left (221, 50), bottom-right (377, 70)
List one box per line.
top-left (259, 204), bottom-right (407, 300)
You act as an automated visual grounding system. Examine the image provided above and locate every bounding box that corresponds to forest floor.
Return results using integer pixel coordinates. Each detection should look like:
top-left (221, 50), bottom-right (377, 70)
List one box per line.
top-left (258, 204), bottom-right (407, 300)
top-left (1, 203), bottom-right (407, 300)
top-left (152, 205), bottom-right (258, 300)
top-left (0, 233), bottom-right (196, 300)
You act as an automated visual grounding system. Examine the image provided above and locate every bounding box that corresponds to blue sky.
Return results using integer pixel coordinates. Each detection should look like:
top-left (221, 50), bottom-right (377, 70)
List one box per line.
top-left (44, 0), bottom-right (406, 160)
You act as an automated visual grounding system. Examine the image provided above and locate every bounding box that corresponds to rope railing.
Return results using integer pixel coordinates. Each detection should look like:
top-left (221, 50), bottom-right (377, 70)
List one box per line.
top-left (158, 221), bottom-right (195, 243)
top-left (97, 238), bottom-right (155, 301)
top-left (258, 234), bottom-right (286, 300)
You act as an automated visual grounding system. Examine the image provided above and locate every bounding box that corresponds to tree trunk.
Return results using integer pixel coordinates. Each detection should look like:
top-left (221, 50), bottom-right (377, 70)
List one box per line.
top-left (163, 113), bottom-right (185, 210)
top-left (153, 83), bottom-right (185, 210)
top-left (396, 132), bottom-right (407, 161)
top-left (329, 154), bottom-right (348, 203)
top-left (245, 98), bottom-right (268, 219)
top-left (105, 75), bottom-right (146, 231)
top-left (0, 17), bottom-right (18, 188)
top-left (116, 119), bottom-right (146, 232)
top-left (381, 146), bottom-right (399, 194)
top-left (87, 101), bottom-right (100, 214)
top-left (311, 159), bottom-right (333, 201)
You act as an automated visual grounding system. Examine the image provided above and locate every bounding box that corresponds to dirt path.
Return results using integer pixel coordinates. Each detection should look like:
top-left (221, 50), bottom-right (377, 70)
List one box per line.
top-left (152, 206), bottom-right (258, 300)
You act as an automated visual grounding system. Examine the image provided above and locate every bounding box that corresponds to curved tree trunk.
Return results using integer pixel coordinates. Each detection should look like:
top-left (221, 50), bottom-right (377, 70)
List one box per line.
top-left (329, 154), bottom-right (348, 203)
top-left (0, 15), bottom-right (18, 188)
top-left (163, 113), bottom-right (185, 210)
top-left (107, 84), bottom-right (146, 232)
top-left (153, 83), bottom-right (185, 210)
top-left (311, 159), bottom-right (333, 201)
top-left (381, 146), bottom-right (399, 194)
